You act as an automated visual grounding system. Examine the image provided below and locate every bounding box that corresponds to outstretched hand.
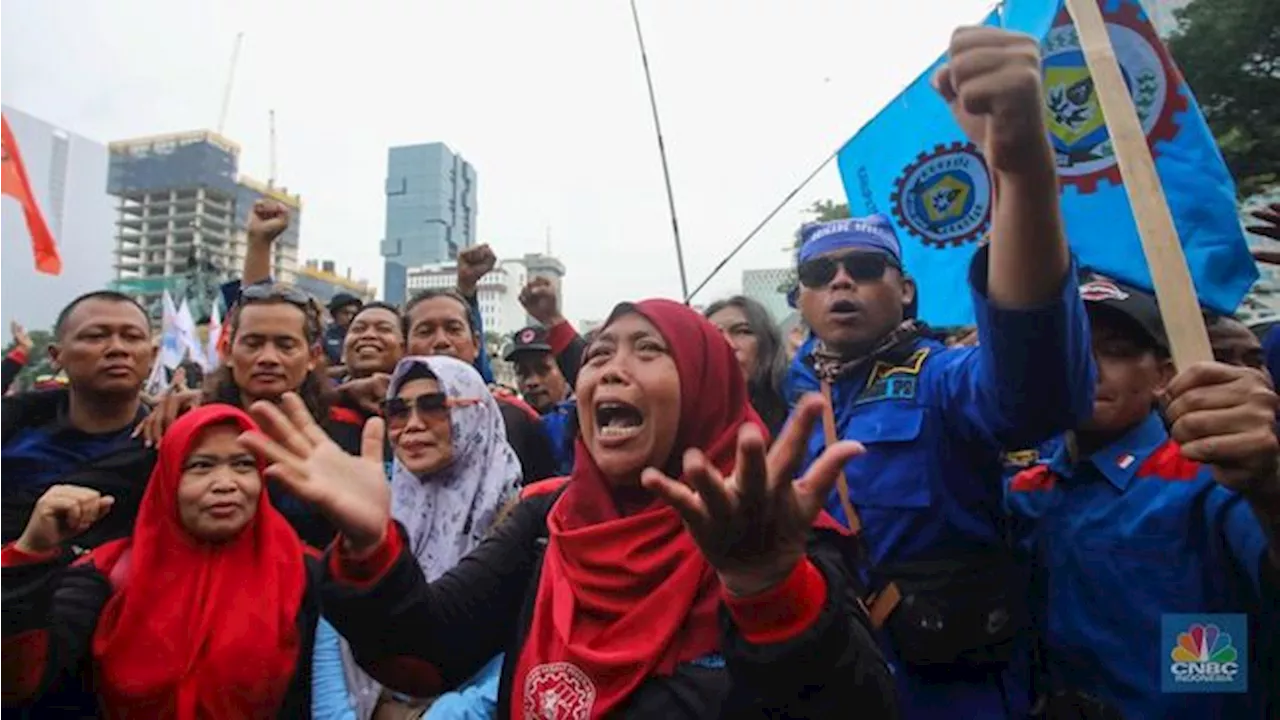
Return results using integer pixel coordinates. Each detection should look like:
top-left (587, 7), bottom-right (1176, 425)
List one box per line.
top-left (239, 393), bottom-right (391, 553)
top-left (642, 394), bottom-right (864, 597)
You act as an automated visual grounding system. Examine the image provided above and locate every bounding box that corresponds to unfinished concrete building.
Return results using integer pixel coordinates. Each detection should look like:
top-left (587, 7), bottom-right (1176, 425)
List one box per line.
top-left (107, 131), bottom-right (301, 319)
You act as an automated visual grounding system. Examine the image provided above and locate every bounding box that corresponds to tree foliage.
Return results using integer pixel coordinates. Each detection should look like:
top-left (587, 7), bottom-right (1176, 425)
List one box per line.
top-left (1168, 0), bottom-right (1280, 197)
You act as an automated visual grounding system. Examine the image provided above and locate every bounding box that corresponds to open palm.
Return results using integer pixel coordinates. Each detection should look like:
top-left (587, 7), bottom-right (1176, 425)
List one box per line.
top-left (240, 393), bottom-right (390, 552)
top-left (642, 395), bottom-right (864, 597)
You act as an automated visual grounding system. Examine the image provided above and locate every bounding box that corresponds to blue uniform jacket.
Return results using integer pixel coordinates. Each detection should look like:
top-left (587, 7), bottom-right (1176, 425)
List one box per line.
top-left (788, 249), bottom-right (1095, 718)
top-left (1005, 412), bottom-right (1279, 719)
top-left (540, 398), bottom-right (576, 477)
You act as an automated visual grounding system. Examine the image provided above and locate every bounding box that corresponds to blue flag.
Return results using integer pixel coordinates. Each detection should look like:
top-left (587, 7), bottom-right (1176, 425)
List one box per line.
top-left (836, 0), bottom-right (1257, 327)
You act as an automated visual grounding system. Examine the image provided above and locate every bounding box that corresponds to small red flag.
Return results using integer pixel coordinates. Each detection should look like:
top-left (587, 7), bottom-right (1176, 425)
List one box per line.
top-left (1, 114), bottom-right (62, 275)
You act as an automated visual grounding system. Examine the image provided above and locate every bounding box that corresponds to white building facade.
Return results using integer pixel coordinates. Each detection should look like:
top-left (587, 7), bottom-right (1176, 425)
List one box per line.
top-left (405, 258), bottom-right (528, 340)
top-left (1, 105), bottom-right (115, 339)
top-left (741, 267), bottom-right (793, 323)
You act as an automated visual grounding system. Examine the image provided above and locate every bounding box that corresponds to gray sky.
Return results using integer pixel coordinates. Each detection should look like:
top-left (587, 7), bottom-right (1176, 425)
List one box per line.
top-left (2, 0), bottom-right (992, 323)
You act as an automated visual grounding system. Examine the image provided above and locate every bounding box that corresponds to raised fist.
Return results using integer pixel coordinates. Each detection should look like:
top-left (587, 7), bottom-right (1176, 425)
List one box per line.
top-left (247, 199), bottom-right (290, 243)
top-left (16, 485), bottom-right (116, 555)
top-left (457, 244), bottom-right (497, 296)
top-left (519, 276), bottom-right (564, 327)
top-left (934, 27), bottom-right (1052, 177)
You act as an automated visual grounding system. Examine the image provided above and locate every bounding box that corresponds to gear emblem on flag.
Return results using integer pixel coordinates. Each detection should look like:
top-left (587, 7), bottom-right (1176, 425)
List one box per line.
top-left (890, 141), bottom-right (993, 249)
top-left (1041, 2), bottom-right (1185, 194)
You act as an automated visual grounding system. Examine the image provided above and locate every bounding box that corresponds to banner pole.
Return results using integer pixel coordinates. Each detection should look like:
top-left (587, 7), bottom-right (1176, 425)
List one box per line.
top-left (1064, 0), bottom-right (1211, 369)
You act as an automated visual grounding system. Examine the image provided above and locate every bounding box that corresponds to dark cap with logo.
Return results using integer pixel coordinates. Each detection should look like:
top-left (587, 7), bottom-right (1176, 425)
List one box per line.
top-left (505, 325), bottom-right (553, 361)
top-left (1079, 271), bottom-right (1169, 352)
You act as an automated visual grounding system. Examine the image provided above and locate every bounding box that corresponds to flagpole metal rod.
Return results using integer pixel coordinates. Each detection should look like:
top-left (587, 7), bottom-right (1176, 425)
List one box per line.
top-left (685, 150), bottom-right (838, 304)
top-left (629, 0), bottom-right (690, 303)
top-left (1064, 0), bottom-right (1210, 369)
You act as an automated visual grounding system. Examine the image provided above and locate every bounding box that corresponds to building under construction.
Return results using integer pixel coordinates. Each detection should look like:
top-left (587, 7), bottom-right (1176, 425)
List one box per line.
top-left (106, 130), bottom-right (301, 319)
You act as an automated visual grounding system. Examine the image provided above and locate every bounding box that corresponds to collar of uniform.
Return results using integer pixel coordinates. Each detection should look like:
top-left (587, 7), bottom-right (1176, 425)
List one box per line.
top-left (1084, 412), bottom-right (1169, 491)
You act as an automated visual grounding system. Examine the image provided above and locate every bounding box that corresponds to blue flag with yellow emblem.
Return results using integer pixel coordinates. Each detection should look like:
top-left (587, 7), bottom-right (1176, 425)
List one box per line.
top-left (836, 0), bottom-right (1257, 327)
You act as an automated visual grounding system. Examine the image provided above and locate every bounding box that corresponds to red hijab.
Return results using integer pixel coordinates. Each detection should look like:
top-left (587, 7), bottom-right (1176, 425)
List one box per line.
top-left (89, 404), bottom-right (306, 719)
top-left (512, 299), bottom-right (766, 719)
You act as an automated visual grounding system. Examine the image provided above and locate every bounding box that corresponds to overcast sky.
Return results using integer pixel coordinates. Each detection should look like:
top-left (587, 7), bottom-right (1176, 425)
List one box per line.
top-left (3, 0), bottom-right (993, 323)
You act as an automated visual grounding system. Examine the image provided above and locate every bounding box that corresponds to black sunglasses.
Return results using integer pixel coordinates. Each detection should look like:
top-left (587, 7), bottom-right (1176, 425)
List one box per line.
top-left (797, 253), bottom-right (899, 289)
top-left (239, 283), bottom-right (311, 308)
top-left (382, 392), bottom-right (450, 427)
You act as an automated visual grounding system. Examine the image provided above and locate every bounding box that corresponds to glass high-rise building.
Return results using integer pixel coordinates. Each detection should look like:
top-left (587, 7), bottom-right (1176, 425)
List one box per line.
top-left (381, 142), bottom-right (477, 304)
top-left (1, 105), bottom-right (115, 340)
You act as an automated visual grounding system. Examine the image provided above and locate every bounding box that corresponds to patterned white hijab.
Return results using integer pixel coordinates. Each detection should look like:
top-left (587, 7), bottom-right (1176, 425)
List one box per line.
top-left (387, 355), bottom-right (522, 581)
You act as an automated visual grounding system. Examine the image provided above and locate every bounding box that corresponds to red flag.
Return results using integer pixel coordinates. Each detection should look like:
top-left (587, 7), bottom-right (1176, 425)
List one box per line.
top-left (1, 114), bottom-right (62, 275)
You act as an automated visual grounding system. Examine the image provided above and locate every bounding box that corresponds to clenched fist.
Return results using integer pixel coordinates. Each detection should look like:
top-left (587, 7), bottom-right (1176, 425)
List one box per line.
top-left (247, 199), bottom-right (290, 244)
top-left (1164, 362), bottom-right (1280, 494)
top-left (519, 277), bottom-right (564, 327)
top-left (16, 485), bottom-right (116, 555)
top-left (457, 244), bottom-right (497, 296)
top-left (934, 27), bottom-right (1053, 177)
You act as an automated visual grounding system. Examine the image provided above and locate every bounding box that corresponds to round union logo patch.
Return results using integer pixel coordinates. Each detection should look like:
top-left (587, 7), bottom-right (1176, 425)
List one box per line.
top-left (890, 141), bottom-right (992, 249)
top-left (523, 662), bottom-right (596, 720)
top-left (1041, 2), bottom-right (1185, 193)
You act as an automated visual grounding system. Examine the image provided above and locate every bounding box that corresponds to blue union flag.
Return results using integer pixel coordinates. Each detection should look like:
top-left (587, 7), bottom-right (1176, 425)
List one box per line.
top-left (836, 0), bottom-right (1256, 326)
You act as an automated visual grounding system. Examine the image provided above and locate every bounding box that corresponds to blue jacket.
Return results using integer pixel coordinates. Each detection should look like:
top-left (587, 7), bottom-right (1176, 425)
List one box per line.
top-left (788, 248), bottom-right (1095, 718)
top-left (1005, 412), bottom-right (1278, 719)
top-left (540, 398), bottom-right (576, 477)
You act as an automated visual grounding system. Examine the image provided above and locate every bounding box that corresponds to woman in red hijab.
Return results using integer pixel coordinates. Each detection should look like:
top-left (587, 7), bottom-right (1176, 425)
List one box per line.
top-left (243, 299), bottom-right (899, 719)
top-left (2, 404), bottom-right (324, 718)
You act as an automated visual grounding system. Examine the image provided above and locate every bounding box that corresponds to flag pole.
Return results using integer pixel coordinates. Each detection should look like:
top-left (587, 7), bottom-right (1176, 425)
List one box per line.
top-left (1064, 0), bottom-right (1211, 369)
top-left (629, 0), bottom-right (690, 303)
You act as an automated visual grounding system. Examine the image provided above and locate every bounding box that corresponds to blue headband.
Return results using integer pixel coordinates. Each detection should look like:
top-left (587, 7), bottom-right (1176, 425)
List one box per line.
top-left (796, 214), bottom-right (902, 266)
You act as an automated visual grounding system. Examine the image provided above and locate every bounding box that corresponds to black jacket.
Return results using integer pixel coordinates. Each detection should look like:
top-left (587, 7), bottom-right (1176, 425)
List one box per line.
top-left (1, 390), bottom-right (155, 549)
top-left (496, 400), bottom-right (557, 485)
top-left (324, 490), bottom-right (899, 718)
top-left (1, 548), bottom-right (323, 718)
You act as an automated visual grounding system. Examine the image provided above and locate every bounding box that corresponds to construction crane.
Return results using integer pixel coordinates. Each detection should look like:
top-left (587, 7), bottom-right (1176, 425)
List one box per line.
top-left (268, 109), bottom-right (277, 188)
top-left (217, 32), bottom-right (245, 135)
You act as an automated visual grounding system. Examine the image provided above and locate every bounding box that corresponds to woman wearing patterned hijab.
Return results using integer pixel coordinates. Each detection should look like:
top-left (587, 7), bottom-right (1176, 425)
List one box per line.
top-left (385, 355), bottom-right (522, 578)
top-left (340, 355), bottom-right (522, 719)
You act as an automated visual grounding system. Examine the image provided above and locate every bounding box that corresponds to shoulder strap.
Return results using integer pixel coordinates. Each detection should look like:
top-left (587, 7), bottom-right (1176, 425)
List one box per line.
top-left (818, 379), bottom-right (900, 629)
top-left (819, 379), bottom-right (861, 536)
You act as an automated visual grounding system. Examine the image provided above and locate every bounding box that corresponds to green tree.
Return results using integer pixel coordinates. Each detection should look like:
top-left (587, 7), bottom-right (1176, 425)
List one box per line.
top-left (777, 199), bottom-right (854, 293)
top-left (4, 329), bottom-right (56, 390)
top-left (1168, 0), bottom-right (1280, 197)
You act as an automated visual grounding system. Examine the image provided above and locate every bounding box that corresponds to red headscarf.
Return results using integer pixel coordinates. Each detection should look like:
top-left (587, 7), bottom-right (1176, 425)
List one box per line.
top-left (89, 404), bottom-right (306, 719)
top-left (512, 299), bottom-right (766, 719)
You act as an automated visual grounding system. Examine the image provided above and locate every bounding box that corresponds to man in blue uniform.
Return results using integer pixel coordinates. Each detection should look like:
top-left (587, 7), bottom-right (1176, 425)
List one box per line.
top-left (1006, 275), bottom-right (1280, 718)
top-left (788, 28), bottom-right (1096, 718)
top-left (506, 325), bottom-right (576, 476)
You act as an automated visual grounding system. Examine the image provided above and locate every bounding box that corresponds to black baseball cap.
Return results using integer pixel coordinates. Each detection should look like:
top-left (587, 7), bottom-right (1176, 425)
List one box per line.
top-left (327, 293), bottom-right (363, 313)
top-left (505, 325), bottom-right (553, 361)
top-left (1079, 272), bottom-right (1169, 353)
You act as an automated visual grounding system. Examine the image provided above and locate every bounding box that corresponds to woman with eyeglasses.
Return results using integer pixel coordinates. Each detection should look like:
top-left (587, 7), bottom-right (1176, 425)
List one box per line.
top-left (2, 405), bottom-right (332, 718)
top-left (339, 355), bottom-right (521, 719)
top-left (240, 299), bottom-right (898, 719)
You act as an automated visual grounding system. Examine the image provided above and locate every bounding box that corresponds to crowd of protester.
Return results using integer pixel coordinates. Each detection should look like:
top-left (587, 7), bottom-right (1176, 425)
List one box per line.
top-left (2, 26), bottom-right (1278, 720)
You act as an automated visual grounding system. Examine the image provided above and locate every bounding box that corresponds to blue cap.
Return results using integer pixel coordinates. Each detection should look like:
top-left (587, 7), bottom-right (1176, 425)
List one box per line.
top-left (796, 214), bottom-right (902, 267)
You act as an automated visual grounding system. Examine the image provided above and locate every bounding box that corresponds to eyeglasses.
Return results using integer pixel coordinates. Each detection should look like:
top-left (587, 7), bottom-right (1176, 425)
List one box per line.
top-left (239, 283), bottom-right (312, 308)
top-left (382, 392), bottom-right (480, 429)
top-left (797, 253), bottom-right (898, 289)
